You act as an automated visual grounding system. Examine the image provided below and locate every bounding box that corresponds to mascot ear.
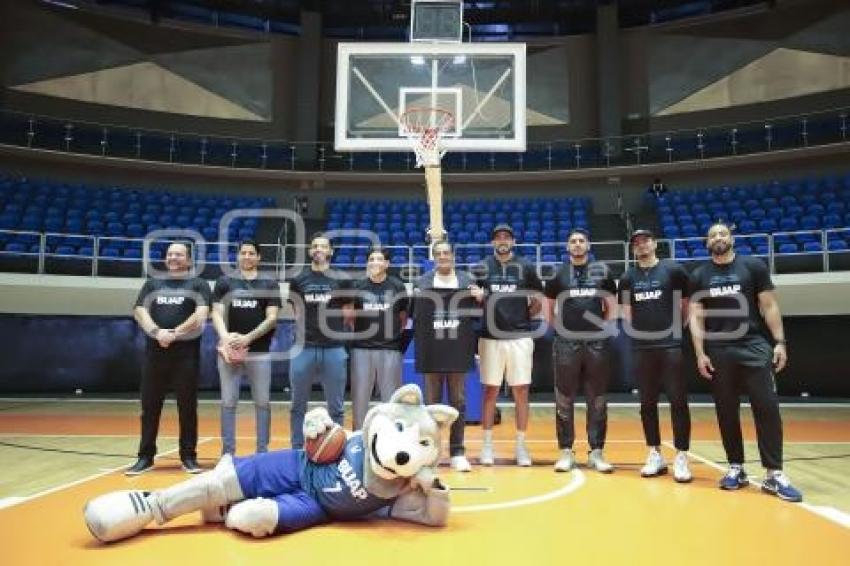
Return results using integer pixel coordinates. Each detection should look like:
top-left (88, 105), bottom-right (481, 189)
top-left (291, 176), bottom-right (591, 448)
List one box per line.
top-left (389, 384), bottom-right (424, 406)
top-left (427, 405), bottom-right (459, 428)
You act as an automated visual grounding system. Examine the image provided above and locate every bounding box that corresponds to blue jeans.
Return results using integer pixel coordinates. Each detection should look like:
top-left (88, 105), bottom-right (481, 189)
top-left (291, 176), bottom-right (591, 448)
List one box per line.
top-left (288, 345), bottom-right (348, 449)
top-left (218, 355), bottom-right (272, 455)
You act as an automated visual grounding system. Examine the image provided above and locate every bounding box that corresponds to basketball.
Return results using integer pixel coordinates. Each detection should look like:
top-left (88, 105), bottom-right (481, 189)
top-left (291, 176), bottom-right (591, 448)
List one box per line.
top-left (304, 423), bottom-right (347, 464)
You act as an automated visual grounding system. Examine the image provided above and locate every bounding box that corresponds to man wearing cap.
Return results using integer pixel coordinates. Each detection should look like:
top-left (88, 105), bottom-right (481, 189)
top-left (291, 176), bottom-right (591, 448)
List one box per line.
top-left (544, 228), bottom-right (618, 473)
top-left (619, 229), bottom-right (692, 482)
top-left (473, 224), bottom-right (544, 467)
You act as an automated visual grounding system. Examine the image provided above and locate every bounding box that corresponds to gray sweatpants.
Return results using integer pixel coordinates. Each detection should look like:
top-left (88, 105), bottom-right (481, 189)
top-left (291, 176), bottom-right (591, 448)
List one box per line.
top-left (349, 348), bottom-right (403, 430)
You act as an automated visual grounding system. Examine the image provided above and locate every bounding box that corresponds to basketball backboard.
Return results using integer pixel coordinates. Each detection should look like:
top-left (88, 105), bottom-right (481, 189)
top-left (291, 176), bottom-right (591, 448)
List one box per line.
top-left (334, 43), bottom-right (526, 153)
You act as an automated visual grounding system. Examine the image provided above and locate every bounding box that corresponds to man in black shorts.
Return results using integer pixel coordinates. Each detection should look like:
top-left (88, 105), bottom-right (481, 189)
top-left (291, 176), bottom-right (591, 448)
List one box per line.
top-left (129, 241), bottom-right (211, 475)
top-left (689, 222), bottom-right (802, 502)
top-left (545, 228), bottom-right (617, 473)
top-left (619, 229), bottom-right (692, 482)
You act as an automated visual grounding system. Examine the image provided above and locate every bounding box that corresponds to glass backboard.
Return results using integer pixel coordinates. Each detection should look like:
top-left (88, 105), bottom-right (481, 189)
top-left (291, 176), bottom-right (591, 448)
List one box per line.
top-left (334, 43), bottom-right (526, 153)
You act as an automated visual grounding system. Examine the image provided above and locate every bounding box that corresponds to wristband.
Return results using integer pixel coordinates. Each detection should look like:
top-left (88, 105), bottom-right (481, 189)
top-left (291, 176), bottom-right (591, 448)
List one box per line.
top-left (775, 339), bottom-right (786, 345)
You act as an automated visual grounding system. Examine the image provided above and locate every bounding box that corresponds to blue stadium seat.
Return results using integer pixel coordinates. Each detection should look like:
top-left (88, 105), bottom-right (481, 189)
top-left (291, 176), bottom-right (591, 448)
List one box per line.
top-left (4, 242), bottom-right (27, 254)
top-left (823, 214), bottom-right (843, 229)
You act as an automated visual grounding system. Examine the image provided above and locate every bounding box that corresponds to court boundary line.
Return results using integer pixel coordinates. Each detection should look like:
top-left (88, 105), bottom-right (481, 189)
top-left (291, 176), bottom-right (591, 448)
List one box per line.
top-left (662, 440), bottom-right (850, 529)
top-left (0, 437), bottom-right (214, 510)
top-left (452, 469), bottom-right (585, 513)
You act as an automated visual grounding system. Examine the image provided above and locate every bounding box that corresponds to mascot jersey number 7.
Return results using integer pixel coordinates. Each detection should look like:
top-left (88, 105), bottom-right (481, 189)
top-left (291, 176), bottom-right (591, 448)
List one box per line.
top-left (84, 384), bottom-right (458, 542)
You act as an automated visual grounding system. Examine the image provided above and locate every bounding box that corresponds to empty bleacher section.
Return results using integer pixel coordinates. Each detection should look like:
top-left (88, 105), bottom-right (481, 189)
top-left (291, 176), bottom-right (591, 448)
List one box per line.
top-left (317, 173), bottom-right (850, 277)
top-left (653, 173), bottom-right (850, 273)
top-left (323, 196), bottom-right (591, 269)
top-left (0, 171), bottom-right (275, 277)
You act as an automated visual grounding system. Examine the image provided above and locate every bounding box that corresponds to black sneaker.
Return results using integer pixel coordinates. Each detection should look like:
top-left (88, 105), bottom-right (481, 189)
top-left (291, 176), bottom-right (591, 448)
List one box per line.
top-left (125, 457), bottom-right (154, 476)
top-left (181, 458), bottom-right (203, 474)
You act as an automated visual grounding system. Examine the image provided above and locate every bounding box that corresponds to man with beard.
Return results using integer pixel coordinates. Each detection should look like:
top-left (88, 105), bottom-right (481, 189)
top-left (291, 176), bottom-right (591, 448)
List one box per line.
top-left (689, 222), bottom-right (802, 502)
top-left (287, 234), bottom-right (354, 449)
top-left (129, 241), bottom-right (211, 475)
top-left (474, 224), bottom-right (544, 467)
top-left (544, 229), bottom-right (618, 473)
top-left (211, 240), bottom-right (281, 456)
top-left (619, 229), bottom-right (692, 482)
top-left (349, 247), bottom-right (409, 430)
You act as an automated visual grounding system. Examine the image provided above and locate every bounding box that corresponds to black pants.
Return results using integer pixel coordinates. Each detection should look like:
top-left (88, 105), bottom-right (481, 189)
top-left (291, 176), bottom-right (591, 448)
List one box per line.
top-left (138, 344), bottom-right (200, 461)
top-left (424, 372), bottom-right (466, 457)
top-left (552, 337), bottom-right (610, 450)
top-left (634, 348), bottom-right (691, 451)
top-left (708, 342), bottom-right (783, 470)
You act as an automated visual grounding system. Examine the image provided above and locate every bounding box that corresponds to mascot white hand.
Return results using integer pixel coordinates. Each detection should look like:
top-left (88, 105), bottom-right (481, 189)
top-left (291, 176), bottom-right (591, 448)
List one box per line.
top-left (303, 406), bottom-right (335, 440)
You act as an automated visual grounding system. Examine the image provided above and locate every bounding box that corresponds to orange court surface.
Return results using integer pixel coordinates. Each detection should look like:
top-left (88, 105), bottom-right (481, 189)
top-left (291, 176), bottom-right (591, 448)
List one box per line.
top-left (1, 399), bottom-right (848, 565)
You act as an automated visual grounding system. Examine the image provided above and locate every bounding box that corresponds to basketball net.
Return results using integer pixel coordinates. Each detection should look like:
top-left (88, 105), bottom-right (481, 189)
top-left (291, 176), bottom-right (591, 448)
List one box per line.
top-left (400, 107), bottom-right (455, 168)
top-left (400, 107), bottom-right (455, 243)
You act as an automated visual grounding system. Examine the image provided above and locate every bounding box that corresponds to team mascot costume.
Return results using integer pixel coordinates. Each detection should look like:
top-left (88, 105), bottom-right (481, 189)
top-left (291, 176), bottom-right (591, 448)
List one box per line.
top-left (84, 384), bottom-right (458, 542)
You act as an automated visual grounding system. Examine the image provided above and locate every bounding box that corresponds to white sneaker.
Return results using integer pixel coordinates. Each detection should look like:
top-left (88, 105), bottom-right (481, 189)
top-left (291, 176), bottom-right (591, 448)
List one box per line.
top-left (515, 442), bottom-right (532, 467)
top-left (480, 443), bottom-right (495, 466)
top-left (673, 451), bottom-right (692, 483)
top-left (640, 448), bottom-right (668, 477)
top-left (450, 455), bottom-right (472, 472)
top-left (588, 449), bottom-right (614, 473)
top-left (554, 448), bottom-right (575, 472)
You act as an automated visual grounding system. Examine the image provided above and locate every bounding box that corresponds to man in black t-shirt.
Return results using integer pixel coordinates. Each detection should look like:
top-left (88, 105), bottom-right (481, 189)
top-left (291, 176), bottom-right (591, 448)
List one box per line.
top-left (544, 229), bottom-right (617, 474)
top-left (349, 247), bottom-right (409, 430)
top-left (473, 224), bottom-right (544, 467)
top-left (211, 240), bottom-right (282, 456)
top-left (286, 234), bottom-right (354, 449)
top-left (412, 240), bottom-right (481, 472)
top-left (619, 229), bottom-right (692, 482)
top-left (128, 241), bottom-right (211, 476)
top-left (689, 222), bottom-right (802, 502)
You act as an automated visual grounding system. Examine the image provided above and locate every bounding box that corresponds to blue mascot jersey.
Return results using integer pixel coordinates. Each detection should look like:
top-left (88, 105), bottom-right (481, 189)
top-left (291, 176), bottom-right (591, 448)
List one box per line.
top-left (303, 433), bottom-right (397, 520)
top-left (233, 433), bottom-right (397, 531)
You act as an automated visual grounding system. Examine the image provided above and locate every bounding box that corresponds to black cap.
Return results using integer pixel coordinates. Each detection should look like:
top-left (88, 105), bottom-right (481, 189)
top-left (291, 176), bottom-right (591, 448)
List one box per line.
top-left (567, 227), bottom-right (591, 239)
top-left (491, 223), bottom-right (514, 238)
top-left (629, 229), bottom-right (655, 243)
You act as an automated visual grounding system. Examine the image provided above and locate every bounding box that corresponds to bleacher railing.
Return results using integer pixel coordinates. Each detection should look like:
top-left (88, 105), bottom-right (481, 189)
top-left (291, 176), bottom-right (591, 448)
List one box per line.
top-left (1, 106), bottom-right (847, 173)
top-left (4, 228), bottom-right (848, 279)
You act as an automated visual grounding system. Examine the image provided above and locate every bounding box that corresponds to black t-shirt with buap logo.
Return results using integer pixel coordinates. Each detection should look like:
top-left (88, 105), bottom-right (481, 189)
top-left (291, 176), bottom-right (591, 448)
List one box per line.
top-left (688, 255), bottom-right (774, 348)
top-left (618, 259), bottom-right (689, 350)
top-left (473, 255), bottom-right (544, 339)
top-left (351, 276), bottom-right (409, 350)
top-left (412, 270), bottom-right (479, 373)
top-left (544, 262), bottom-right (617, 338)
top-left (212, 275), bottom-right (283, 353)
top-left (134, 276), bottom-right (212, 349)
top-left (288, 268), bottom-right (354, 347)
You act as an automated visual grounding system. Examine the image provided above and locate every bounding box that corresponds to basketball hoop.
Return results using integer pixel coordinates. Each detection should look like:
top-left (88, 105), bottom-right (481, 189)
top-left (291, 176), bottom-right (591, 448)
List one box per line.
top-left (400, 107), bottom-right (455, 168)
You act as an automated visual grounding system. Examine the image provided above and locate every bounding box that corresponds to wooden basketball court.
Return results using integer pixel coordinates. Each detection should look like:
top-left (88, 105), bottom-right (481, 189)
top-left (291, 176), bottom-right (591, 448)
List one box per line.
top-left (1, 400), bottom-right (848, 565)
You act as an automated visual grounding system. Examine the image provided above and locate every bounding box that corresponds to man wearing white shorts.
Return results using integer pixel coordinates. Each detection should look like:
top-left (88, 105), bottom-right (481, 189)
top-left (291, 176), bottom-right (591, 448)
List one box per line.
top-left (473, 224), bottom-right (544, 466)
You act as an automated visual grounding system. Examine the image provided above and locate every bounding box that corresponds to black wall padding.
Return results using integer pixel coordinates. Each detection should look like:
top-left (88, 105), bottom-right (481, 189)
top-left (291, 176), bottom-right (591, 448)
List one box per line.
top-left (0, 314), bottom-right (848, 397)
top-left (531, 316), bottom-right (850, 397)
top-left (0, 315), bottom-right (293, 394)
